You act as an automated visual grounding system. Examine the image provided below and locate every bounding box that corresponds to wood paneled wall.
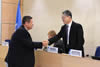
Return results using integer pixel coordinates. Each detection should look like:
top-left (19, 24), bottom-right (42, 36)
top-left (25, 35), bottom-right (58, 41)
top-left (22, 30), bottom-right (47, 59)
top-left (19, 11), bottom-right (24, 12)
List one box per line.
top-left (2, 0), bottom-right (23, 41)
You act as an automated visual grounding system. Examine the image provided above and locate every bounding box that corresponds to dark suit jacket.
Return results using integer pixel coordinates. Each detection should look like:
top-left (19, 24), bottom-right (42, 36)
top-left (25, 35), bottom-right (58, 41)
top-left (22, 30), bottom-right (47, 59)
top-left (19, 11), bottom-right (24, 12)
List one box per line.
top-left (5, 25), bottom-right (42, 67)
top-left (54, 40), bottom-right (64, 53)
top-left (49, 21), bottom-right (85, 57)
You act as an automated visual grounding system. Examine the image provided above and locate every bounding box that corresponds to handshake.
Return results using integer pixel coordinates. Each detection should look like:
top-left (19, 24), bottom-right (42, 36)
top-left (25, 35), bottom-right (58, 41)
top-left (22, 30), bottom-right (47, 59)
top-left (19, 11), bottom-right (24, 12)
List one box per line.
top-left (42, 40), bottom-right (49, 47)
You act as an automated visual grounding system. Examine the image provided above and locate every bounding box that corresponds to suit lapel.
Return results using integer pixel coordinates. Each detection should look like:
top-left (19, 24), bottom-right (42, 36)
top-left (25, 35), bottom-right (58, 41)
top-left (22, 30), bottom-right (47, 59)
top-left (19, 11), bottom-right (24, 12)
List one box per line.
top-left (69, 21), bottom-right (75, 42)
top-left (21, 25), bottom-right (32, 40)
top-left (63, 22), bottom-right (74, 41)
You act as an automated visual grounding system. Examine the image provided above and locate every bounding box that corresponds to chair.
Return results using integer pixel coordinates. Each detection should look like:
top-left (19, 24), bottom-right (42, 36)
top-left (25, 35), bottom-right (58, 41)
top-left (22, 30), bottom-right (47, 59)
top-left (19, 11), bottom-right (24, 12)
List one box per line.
top-left (95, 46), bottom-right (100, 57)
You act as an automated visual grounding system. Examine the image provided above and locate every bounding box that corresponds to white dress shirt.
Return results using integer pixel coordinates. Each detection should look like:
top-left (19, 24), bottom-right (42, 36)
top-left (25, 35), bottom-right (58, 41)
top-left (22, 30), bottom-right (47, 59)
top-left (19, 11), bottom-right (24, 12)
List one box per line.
top-left (66, 21), bottom-right (72, 45)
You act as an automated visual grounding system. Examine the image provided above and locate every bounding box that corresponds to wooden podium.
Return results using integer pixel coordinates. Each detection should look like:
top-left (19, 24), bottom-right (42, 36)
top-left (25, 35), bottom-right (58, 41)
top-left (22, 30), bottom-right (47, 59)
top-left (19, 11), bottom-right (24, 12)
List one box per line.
top-left (0, 46), bottom-right (100, 67)
top-left (35, 51), bottom-right (100, 67)
top-left (0, 46), bottom-right (8, 67)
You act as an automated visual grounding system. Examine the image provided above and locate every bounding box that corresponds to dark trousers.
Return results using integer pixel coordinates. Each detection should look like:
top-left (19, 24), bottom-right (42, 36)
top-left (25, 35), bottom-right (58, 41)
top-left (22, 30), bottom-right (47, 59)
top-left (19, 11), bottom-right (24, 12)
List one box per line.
top-left (8, 63), bottom-right (22, 67)
top-left (8, 64), bottom-right (16, 67)
top-left (8, 63), bottom-right (34, 67)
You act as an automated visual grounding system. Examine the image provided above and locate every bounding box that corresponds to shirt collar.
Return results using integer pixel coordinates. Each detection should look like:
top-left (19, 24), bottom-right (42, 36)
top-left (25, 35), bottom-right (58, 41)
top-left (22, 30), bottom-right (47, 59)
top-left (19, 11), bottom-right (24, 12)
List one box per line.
top-left (67, 20), bottom-right (72, 27)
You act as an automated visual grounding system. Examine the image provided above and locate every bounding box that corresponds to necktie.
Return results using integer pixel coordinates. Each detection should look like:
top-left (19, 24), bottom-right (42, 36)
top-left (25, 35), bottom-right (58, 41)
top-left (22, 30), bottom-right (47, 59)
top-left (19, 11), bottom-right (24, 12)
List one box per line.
top-left (66, 24), bottom-right (69, 45)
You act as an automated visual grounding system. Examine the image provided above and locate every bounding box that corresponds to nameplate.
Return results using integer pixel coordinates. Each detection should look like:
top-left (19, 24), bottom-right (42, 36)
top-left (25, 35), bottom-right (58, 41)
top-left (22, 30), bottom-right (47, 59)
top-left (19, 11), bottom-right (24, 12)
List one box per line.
top-left (47, 46), bottom-right (58, 53)
top-left (2, 41), bottom-right (9, 46)
top-left (69, 49), bottom-right (82, 57)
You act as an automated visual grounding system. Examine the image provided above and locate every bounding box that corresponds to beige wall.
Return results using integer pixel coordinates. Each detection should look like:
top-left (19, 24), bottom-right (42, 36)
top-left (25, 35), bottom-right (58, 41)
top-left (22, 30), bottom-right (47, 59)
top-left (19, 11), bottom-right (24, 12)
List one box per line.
top-left (1, 0), bottom-right (23, 41)
top-left (23, 0), bottom-right (100, 56)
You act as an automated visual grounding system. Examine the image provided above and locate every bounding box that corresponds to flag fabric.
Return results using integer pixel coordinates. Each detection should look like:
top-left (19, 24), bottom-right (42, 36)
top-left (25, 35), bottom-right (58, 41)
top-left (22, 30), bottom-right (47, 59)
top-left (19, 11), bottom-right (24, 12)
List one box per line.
top-left (16, 0), bottom-right (22, 30)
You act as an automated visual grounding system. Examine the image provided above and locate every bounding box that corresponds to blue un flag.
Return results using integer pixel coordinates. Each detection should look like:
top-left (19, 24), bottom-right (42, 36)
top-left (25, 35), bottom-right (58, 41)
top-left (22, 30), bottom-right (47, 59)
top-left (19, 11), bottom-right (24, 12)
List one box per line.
top-left (15, 0), bottom-right (22, 30)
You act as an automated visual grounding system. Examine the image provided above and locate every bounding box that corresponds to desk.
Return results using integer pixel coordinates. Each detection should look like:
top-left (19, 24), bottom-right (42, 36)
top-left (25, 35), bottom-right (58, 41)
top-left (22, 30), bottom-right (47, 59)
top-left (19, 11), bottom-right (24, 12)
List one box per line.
top-left (35, 51), bottom-right (100, 67)
top-left (0, 46), bottom-right (100, 67)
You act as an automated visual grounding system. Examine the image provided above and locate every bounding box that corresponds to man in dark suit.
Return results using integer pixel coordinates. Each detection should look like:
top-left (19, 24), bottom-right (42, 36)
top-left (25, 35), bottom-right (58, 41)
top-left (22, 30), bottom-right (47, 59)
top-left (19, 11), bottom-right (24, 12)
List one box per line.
top-left (5, 16), bottom-right (48, 67)
top-left (48, 10), bottom-right (85, 57)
